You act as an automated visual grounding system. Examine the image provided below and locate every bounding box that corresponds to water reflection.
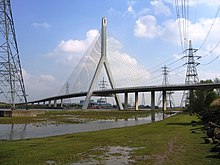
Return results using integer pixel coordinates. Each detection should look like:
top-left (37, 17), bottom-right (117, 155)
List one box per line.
top-left (151, 112), bottom-right (156, 122)
top-left (0, 112), bottom-right (175, 141)
top-left (8, 124), bottom-right (28, 140)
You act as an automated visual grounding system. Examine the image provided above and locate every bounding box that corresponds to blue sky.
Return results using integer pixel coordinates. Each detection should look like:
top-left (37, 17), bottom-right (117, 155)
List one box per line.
top-left (11, 0), bottom-right (220, 104)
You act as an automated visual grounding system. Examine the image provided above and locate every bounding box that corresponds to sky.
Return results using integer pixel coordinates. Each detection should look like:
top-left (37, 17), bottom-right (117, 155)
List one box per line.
top-left (10, 0), bottom-right (220, 105)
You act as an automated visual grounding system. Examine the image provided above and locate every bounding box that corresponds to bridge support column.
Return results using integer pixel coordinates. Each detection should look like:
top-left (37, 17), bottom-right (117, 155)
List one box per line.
top-left (48, 100), bottom-right (51, 107)
top-left (189, 89), bottom-right (193, 107)
top-left (151, 91), bottom-right (155, 110)
top-left (135, 92), bottom-right (139, 111)
top-left (54, 100), bottom-right (57, 108)
top-left (124, 93), bottom-right (128, 110)
top-left (60, 99), bottom-right (63, 108)
top-left (162, 90), bottom-right (166, 111)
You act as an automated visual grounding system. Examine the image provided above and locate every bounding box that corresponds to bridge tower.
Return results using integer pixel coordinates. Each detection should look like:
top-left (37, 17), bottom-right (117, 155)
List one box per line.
top-left (82, 17), bottom-right (123, 110)
top-left (157, 65), bottom-right (175, 108)
top-left (181, 40), bottom-right (200, 107)
top-left (0, 0), bottom-right (27, 109)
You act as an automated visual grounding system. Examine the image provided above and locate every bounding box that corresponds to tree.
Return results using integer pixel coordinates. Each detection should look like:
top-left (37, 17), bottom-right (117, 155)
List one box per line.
top-left (189, 80), bottom-right (218, 117)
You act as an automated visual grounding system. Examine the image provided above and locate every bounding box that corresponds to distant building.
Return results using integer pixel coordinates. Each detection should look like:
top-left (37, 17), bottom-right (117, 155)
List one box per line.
top-left (80, 99), bottom-right (95, 106)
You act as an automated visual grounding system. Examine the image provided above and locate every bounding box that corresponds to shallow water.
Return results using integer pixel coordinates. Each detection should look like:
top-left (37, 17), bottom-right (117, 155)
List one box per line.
top-left (71, 146), bottom-right (137, 165)
top-left (0, 112), bottom-right (174, 140)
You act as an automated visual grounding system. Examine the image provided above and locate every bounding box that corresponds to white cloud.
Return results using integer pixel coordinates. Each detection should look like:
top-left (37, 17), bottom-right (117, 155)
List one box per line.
top-left (136, 8), bottom-right (150, 17)
top-left (159, 17), bottom-right (220, 53)
top-left (134, 16), bottom-right (220, 52)
top-left (134, 15), bottom-right (161, 38)
top-left (107, 37), bottom-right (151, 87)
top-left (31, 22), bottom-right (50, 29)
top-left (56, 29), bottom-right (99, 53)
top-left (150, 0), bottom-right (171, 16)
top-left (23, 69), bottom-right (62, 101)
top-left (159, 19), bottom-right (180, 44)
top-left (127, 5), bottom-right (135, 14)
top-left (57, 40), bottom-right (86, 53)
top-left (48, 29), bottom-right (99, 66)
top-left (22, 68), bottom-right (31, 80)
top-left (40, 74), bottom-right (55, 81)
top-left (189, 18), bottom-right (220, 44)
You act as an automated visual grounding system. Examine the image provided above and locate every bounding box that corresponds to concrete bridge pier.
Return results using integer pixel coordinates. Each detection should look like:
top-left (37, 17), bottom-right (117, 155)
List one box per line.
top-left (189, 89), bottom-right (193, 106)
top-left (162, 90), bottom-right (167, 111)
top-left (151, 91), bottom-right (155, 110)
top-left (54, 99), bottom-right (57, 108)
top-left (135, 92), bottom-right (139, 111)
top-left (124, 92), bottom-right (128, 110)
top-left (60, 99), bottom-right (63, 108)
top-left (48, 100), bottom-right (52, 108)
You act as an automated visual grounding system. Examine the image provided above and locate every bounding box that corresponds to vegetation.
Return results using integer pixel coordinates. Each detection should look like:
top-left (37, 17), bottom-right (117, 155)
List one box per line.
top-left (189, 79), bottom-right (220, 124)
top-left (1, 78), bottom-right (220, 164)
top-left (0, 110), bottom-right (162, 124)
top-left (0, 113), bottom-right (219, 165)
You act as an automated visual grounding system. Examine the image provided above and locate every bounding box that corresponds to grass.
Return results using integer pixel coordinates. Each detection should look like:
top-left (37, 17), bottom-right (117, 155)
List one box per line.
top-left (0, 112), bottom-right (219, 164)
top-left (0, 109), bottom-right (163, 124)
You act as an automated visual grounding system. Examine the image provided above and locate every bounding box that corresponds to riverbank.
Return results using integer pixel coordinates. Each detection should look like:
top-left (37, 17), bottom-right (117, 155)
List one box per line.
top-left (0, 113), bottom-right (219, 164)
top-left (0, 111), bottom-right (170, 140)
top-left (0, 109), bottom-right (172, 124)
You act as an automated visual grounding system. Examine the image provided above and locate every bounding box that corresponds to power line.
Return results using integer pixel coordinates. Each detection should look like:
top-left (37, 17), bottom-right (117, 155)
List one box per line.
top-left (197, 2), bottom-right (220, 51)
top-left (201, 55), bottom-right (220, 66)
top-left (200, 39), bottom-right (220, 58)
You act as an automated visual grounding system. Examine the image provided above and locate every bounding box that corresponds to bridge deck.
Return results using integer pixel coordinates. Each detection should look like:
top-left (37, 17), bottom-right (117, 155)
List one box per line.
top-left (29, 83), bottom-right (220, 104)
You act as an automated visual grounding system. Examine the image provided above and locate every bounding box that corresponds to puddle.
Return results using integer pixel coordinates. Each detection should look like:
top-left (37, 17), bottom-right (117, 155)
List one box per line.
top-left (71, 146), bottom-right (137, 165)
top-left (46, 160), bottom-right (57, 165)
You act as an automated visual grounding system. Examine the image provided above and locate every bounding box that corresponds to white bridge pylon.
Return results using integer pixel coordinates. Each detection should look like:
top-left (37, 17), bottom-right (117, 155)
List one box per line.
top-left (82, 17), bottom-right (123, 110)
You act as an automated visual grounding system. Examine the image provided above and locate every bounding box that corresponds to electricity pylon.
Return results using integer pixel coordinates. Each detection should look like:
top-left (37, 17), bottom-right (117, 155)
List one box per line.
top-left (181, 40), bottom-right (200, 107)
top-left (98, 77), bottom-right (108, 105)
top-left (64, 82), bottom-right (71, 105)
top-left (0, 0), bottom-right (27, 109)
top-left (141, 93), bottom-right (146, 106)
top-left (157, 65), bottom-right (175, 108)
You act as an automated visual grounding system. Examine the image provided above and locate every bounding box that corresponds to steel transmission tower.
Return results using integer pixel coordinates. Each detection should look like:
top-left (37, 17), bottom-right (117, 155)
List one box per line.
top-left (157, 65), bottom-right (175, 108)
top-left (141, 93), bottom-right (146, 106)
top-left (0, 0), bottom-right (27, 109)
top-left (64, 82), bottom-right (71, 105)
top-left (97, 77), bottom-right (108, 105)
top-left (181, 40), bottom-right (200, 107)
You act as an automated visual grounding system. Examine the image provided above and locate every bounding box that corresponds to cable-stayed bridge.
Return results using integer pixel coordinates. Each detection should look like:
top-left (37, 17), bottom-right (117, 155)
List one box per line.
top-left (1, 1), bottom-right (220, 110)
top-left (29, 17), bottom-right (220, 111)
top-left (30, 83), bottom-right (220, 111)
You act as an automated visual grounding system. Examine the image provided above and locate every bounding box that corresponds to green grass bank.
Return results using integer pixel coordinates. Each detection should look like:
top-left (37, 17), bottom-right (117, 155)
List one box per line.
top-left (0, 113), bottom-right (219, 164)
